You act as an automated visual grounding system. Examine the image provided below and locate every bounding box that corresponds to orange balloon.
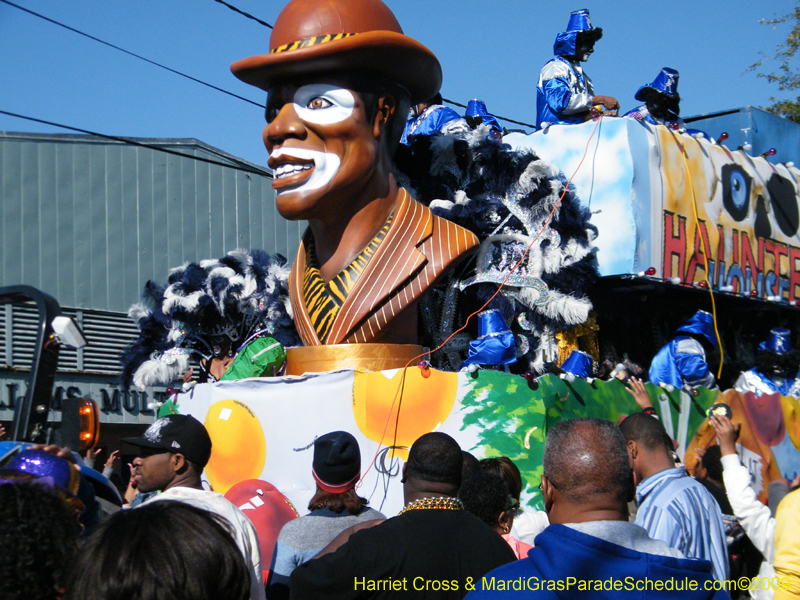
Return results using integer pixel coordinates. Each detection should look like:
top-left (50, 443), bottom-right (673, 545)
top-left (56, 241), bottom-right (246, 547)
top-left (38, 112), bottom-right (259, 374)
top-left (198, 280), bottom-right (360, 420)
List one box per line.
top-left (204, 399), bottom-right (267, 494)
top-left (352, 368), bottom-right (457, 460)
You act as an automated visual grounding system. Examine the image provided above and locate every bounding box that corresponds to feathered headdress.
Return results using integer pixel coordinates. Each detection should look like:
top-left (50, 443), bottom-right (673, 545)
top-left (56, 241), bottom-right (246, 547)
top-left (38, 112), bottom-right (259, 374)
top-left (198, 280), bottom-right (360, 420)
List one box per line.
top-left (120, 250), bottom-right (300, 390)
top-left (398, 124), bottom-right (599, 372)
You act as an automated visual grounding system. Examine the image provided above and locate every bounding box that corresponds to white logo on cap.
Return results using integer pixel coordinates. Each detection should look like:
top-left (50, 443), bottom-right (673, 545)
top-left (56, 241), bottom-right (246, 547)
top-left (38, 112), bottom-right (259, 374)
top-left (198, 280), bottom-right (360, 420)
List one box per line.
top-left (171, 441), bottom-right (181, 449)
top-left (144, 417), bottom-right (170, 443)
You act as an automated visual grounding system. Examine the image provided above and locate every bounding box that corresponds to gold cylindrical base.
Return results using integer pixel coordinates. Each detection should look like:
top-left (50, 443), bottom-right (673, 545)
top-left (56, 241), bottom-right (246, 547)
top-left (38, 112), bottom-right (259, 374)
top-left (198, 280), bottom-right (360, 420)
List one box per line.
top-left (286, 344), bottom-right (426, 375)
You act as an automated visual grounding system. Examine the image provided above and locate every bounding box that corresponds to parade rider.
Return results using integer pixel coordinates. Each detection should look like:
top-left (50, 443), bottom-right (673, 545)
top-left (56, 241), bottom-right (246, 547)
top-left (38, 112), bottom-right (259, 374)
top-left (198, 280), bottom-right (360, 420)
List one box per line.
top-left (536, 9), bottom-right (619, 129)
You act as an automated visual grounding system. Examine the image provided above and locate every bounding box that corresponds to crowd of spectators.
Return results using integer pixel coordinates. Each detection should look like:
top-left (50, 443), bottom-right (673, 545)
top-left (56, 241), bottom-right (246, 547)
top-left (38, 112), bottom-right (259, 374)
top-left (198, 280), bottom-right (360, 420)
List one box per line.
top-left (2, 396), bottom-right (797, 599)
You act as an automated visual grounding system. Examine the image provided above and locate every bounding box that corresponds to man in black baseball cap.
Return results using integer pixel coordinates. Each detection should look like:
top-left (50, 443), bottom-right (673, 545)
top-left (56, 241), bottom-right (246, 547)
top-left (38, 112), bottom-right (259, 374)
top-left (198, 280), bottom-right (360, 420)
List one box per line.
top-left (122, 414), bottom-right (266, 600)
top-left (122, 414), bottom-right (211, 493)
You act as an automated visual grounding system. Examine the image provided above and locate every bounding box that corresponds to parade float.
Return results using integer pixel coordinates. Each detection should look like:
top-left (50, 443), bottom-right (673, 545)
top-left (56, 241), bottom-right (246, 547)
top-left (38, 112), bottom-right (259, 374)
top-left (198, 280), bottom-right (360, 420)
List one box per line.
top-left (115, 115), bottom-right (800, 571)
top-left (116, 0), bottom-right (800, 570)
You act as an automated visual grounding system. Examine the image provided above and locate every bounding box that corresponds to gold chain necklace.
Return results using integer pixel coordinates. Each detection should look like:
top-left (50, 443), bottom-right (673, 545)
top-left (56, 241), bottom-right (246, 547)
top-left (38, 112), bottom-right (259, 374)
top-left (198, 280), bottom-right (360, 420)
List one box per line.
top-left (398, 496), bottom-right (465, 515)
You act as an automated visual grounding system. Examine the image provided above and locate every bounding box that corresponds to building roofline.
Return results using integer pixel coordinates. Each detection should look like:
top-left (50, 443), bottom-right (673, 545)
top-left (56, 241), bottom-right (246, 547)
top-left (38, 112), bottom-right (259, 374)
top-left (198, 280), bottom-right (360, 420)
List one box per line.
top-left (0, 130), bottom-right (271, 176)
top-left (684, 105), bottom-right (800, 129)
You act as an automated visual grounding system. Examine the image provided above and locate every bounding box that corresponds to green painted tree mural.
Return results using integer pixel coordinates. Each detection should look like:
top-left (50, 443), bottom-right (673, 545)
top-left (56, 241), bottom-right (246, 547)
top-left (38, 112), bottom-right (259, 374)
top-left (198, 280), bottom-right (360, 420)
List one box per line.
top-left (459, 372), bottom-right (716, 510)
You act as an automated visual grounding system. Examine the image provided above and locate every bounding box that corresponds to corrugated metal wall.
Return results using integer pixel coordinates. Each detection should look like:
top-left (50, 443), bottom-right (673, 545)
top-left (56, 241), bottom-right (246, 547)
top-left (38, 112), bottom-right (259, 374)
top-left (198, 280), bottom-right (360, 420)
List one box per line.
top-left (3, 303), bottom-right (136, 373)
top-left (0, 132), bottom-right (304, 314)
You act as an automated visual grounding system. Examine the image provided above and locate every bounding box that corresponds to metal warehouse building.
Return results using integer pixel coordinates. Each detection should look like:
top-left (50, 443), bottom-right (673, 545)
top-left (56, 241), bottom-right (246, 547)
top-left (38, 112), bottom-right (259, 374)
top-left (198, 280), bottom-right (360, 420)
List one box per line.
top-left (0, 131), bottom-right (301, 444)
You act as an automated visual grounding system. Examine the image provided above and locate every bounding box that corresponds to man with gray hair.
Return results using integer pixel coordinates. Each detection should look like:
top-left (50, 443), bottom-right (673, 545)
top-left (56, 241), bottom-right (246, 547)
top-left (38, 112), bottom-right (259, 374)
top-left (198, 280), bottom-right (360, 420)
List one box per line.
top-left (467, 418), bottom-right (728, 598)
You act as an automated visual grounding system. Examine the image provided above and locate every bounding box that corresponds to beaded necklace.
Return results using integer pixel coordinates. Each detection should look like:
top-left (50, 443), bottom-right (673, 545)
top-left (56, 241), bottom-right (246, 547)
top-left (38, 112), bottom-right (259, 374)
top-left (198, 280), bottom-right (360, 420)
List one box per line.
top-left (397, 496), bottom-right (464, 515)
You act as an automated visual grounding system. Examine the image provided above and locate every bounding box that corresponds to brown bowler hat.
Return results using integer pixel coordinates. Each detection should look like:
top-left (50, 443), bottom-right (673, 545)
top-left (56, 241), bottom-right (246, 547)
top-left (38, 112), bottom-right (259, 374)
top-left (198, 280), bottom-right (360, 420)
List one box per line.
top-left (230, 0), bottom-right (442, 103)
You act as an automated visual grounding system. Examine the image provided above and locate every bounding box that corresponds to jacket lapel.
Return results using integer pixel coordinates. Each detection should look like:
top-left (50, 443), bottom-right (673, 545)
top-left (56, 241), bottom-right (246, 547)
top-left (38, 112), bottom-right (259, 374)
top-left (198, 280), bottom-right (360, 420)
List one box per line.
top-left (326, 189), bottom-right (431, 344)
top-left (289, 231), bottom-right (322, 346)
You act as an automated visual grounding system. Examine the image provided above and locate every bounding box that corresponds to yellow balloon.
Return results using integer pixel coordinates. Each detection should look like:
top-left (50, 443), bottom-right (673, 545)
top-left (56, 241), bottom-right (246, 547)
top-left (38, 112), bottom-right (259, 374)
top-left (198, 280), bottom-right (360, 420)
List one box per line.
top-left (353, 368), bottom-right (457, 461)
top-left (204, 399), bottom-right (266, 494)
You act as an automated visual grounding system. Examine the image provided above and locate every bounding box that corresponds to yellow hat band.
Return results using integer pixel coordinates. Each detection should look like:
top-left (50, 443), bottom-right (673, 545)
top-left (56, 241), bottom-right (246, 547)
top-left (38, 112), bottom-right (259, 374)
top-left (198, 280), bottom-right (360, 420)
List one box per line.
top-left (270, 32), bottom-right (357, 54)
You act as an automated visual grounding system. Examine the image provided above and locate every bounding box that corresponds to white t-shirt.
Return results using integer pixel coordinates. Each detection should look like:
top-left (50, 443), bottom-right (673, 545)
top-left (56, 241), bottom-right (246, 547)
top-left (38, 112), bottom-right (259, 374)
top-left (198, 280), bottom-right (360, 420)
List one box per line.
top-left (144, 486), bottom-right (266, 600)
top-left (513, 509), bottom-right (550, 546)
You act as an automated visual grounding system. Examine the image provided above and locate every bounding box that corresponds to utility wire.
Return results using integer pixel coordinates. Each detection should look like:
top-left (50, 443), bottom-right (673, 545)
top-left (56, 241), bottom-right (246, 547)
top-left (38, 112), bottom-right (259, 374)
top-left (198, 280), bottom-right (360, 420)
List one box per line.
top-left (207, 0), bottom-right (536, 129)
top-left (443, 97), bottom-right (535, 130)
top-left (0, 0), bottom-right (263, 108)
top-left (0, 109), bottom-right (270, 176)
top-left (212, 0), bottom-right (272, 28)
top-left (1, 0), bottom-right (535, 132)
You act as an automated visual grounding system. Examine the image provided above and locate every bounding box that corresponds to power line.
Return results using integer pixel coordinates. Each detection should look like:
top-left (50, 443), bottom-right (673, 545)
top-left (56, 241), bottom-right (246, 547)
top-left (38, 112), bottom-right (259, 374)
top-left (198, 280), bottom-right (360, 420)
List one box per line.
top-left (205, 1), bottom-right (535, 129)
top-left (0, 0), bottom-right (263, 108)
top-left (0, 109), bottom-right (270, 176)
top-left (2, 0), bottom-right (535, 132)
top-left (212, 0), bottom-right (272, 28)
top-left (442, 97), bottom-right (535, 130)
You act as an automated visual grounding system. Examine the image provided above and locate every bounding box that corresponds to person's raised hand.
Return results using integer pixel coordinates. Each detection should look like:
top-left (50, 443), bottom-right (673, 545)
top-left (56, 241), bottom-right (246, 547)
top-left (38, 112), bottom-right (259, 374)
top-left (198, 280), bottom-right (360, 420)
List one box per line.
top-left (105, 449), bottom-right (120, 470)
top-left (625, 377), bottom-right (653, 410)
top-left (710, 414), bottom-right (740, 456)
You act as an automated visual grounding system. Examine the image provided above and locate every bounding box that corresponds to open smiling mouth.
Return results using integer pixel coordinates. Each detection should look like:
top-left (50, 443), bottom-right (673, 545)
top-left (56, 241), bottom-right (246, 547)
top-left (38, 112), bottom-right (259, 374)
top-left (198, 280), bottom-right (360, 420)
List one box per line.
top-left (269, 148), bottom-right (339, 193)
top-left (273, 161), bottom-right (314, 181)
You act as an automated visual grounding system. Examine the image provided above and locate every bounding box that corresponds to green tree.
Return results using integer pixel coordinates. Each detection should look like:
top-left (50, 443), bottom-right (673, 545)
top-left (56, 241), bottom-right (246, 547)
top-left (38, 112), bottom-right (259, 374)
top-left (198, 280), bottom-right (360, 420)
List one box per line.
top-left (749, 2), bottom-right (800, 123)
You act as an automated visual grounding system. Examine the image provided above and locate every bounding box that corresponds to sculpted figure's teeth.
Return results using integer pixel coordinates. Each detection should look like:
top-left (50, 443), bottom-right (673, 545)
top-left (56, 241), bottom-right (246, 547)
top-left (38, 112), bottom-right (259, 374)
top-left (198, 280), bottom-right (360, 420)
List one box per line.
top-left (274, 162), bottom-right (313, 179)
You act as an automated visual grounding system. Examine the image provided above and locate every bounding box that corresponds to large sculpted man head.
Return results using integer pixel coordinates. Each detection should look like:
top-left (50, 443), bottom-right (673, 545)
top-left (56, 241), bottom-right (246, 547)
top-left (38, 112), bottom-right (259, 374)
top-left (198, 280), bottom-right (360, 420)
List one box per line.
top-left (232, 0), bottom-right (478, 355)
top-left (232, 0), bottom-right (439, 230)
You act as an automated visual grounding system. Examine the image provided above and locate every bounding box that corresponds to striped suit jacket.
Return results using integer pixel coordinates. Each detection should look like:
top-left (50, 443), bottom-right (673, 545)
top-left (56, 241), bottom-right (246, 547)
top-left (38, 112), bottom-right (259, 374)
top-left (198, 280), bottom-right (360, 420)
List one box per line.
top-left (289, 188), bottom-right (479, 345)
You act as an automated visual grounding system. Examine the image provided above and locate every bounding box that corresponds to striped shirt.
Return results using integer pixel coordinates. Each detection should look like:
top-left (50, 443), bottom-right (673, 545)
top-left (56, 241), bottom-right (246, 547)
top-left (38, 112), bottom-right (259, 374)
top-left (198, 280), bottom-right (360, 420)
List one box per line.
top-left (635, 466), bottom-right (730, 583)
top-left (302, 215), bottom-right (393, 343)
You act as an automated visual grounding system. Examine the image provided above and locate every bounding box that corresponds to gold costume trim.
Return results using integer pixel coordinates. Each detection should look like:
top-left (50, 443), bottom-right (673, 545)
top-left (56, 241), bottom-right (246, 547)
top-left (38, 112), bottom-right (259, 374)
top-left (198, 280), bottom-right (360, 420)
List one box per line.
top-left (270, 33), bottom-right (357, 54)
top-left (285, 343), bottom-right (425, 375)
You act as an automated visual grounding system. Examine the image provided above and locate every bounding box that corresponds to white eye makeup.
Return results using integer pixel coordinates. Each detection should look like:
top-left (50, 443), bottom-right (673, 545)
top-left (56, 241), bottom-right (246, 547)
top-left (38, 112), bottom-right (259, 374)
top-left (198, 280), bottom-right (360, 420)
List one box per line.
top-left (293, 84), bottom-right (355, 125)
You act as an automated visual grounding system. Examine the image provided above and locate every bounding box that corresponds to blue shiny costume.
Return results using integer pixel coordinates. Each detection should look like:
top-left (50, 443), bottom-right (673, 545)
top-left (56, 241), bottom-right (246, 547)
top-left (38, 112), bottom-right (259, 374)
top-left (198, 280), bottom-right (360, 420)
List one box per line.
top-left (400, 104), bottom-right (465, 145)
top-left (623, 104), bottom-right (686, 132)
top-left (464, 99), bottom-right (503, 134)
top-left (537, 57), bottom-right (593, 129)
top-left (734, 328), bottom-right (800, 397)
top-left (649, 311), bottom-right (718, 389)
top-left (461, 309), bottom-right (516, 368)
top-left (536, 10), bottom-right (599, 129)
top-left (561, 349), bottom-right (593, 378)
top-left (623, 68), bottom-right (686, 132)
top-left (735, 368), bottom-right (800, 398)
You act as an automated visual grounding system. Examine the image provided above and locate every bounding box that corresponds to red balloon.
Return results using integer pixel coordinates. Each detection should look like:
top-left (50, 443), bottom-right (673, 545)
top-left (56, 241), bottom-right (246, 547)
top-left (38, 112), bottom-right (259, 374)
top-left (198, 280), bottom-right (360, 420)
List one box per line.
top-left (225, 479), bottom-right (299, 575)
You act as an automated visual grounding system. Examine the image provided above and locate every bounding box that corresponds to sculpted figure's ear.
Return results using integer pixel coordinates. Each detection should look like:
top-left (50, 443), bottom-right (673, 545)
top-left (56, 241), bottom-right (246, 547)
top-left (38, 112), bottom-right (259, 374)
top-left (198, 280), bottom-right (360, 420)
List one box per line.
top-left (374, 94), bottom-right (397, 139)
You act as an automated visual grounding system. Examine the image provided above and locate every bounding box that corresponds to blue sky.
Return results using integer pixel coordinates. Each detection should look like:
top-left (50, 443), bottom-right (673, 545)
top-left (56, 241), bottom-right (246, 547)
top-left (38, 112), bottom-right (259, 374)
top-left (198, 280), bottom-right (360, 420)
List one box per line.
top-left (0, 0), bottom-right (796, 168)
